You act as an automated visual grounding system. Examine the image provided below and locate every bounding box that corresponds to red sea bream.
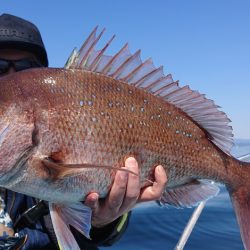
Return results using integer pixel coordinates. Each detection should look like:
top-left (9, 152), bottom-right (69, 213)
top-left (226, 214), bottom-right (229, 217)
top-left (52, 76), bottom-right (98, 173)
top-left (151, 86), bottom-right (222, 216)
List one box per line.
top-left (0, 27), bottom-right (250, 250)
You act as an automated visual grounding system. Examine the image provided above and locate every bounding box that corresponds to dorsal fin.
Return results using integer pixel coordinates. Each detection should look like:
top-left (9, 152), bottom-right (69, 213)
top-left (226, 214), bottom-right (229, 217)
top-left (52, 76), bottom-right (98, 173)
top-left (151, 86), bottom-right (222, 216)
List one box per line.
top-left (66, 27), bottom-right (234, 154)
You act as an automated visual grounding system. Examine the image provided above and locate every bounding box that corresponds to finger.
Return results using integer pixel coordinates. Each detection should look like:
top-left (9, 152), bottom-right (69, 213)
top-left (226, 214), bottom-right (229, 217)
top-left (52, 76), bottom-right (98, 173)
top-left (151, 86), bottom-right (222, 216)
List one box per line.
top-left (84, 192), bottom-right (99, 212)
top-left (106, 165), bottom-right (128, 212)
top-left (139, 165), bottom-right (167, 202)
top-left (120, 157), bottom-right (140, 210)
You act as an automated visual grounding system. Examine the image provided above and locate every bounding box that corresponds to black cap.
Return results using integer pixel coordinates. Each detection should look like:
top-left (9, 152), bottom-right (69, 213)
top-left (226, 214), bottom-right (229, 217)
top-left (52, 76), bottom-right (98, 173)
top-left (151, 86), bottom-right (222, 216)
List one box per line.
top-left (0, 14), bottom-right (48, 66)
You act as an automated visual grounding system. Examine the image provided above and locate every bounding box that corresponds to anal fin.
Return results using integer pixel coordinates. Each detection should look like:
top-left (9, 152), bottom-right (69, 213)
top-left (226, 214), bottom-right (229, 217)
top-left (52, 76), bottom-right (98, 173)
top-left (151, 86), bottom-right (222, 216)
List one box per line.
top-left (160, 180), bottom-right (219, 208)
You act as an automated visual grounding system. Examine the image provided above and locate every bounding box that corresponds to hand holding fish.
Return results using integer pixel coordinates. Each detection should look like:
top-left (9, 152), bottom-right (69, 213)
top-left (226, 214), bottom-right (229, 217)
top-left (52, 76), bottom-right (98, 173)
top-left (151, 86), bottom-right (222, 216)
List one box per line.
top-left (84, 157), bottom-right (167, 227)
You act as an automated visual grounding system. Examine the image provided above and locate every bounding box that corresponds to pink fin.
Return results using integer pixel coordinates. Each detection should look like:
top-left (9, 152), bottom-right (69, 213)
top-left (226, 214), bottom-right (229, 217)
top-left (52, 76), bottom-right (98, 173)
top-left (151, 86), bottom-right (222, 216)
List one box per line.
top-left (65, 27), bottom-right (234, 154)
top-left (49, 202), bottom-right (92, 250)
top-left (43, 158), bottom-right (154, 186)
top-left (230, 187), bottom-right (250, 250)
top-left (160, 180), bottom-right (219, 208)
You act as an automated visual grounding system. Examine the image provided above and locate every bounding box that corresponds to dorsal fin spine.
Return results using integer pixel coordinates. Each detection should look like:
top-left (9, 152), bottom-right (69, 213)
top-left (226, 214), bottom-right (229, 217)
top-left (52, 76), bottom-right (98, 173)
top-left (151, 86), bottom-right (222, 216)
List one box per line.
top-left (144, 76), bottom-right (165, 92)
top-left (159, 81), bottom-right (179, 94)
top-left (111, 50), bottom-right (141, 79)
top-left (89, 34), bottom-right (116, 71)
top-left (210, 133), bottom-right (233, 142)
top-left (171, 92), bottom-right (201, 105)
top-left (76, 26), bottom-right (98, 67)
top-left (205, 125), bottom-right (233, 132)
top-left (121, 58), bottom-right (152, 82)
top-left (65, 48), bottom-right (78, 69)
top-left (79, 28), bottom-right (105, 67)
top-left (164, 86), bottom-right (190, 99)
top-left (156, 81), bottom-right (180, 96)
top-left (78, 26), bottom-right (98, 55)
top-left (152, 80), bottom-right (178, 95)
top-left (190, 108), bottom-right (224, 116)
top-left (144, 74), bottom-right (173, 91)
top-left (167, 92), bottom-right (194, 103)
top-left (102, 43), bottom-right (129, 75)
top-left (134, 66), bottom-right (163, 87)
top-left (177, 97), bottom-right (207, 109)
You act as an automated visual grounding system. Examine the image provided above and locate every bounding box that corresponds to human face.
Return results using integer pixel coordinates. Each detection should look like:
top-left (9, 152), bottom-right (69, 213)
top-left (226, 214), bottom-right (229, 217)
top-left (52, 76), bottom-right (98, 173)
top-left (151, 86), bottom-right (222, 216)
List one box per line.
top-left (0, 49), bottom-right (42, 77)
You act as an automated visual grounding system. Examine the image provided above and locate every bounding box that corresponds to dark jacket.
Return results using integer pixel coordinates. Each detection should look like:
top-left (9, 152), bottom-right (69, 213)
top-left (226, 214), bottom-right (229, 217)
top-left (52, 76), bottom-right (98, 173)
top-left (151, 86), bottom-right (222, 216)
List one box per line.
top-left (0, 189), bottom-right (130, 250)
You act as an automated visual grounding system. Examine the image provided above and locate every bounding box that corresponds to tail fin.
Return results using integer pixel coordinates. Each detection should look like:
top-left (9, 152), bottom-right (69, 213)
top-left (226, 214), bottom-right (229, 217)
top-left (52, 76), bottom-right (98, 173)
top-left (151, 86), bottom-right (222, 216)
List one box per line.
top-left (227, 158), bottom-right (250, 250)
top-left (229, 185), bottom-right (250, 250)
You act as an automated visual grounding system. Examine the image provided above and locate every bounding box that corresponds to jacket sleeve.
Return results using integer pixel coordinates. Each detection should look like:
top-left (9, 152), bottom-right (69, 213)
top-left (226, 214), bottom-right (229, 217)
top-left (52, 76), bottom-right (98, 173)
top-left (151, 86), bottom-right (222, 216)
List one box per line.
top-left (72, 212), bottom-right (131, 248)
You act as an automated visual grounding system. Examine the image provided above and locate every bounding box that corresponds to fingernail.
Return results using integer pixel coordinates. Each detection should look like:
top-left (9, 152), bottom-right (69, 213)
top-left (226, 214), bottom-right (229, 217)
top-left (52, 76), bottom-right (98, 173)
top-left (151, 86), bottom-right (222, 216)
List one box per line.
top-left (156, 165), bottom-right (163, 173)
top-left (90, 193), bottom-right (98, 202)
top-left (125, 157), bottom-right (137, 166)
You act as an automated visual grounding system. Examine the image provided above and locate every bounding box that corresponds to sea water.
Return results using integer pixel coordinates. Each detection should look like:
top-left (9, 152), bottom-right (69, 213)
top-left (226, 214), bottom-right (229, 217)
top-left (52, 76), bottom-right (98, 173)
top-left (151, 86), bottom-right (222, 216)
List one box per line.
top-left (101, 139), bottom-right (250, 250)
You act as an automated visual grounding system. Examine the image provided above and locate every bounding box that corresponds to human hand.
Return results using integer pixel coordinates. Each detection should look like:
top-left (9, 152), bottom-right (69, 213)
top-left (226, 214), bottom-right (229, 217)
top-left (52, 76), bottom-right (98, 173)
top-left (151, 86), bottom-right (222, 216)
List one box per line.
top-left (84, 157), bottom-right (167, 228)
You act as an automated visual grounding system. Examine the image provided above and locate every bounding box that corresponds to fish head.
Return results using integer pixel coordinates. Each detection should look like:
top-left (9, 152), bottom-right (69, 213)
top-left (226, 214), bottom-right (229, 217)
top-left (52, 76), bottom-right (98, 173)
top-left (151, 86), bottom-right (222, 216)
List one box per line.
top-left (0, 73), bottom-right (35, 181)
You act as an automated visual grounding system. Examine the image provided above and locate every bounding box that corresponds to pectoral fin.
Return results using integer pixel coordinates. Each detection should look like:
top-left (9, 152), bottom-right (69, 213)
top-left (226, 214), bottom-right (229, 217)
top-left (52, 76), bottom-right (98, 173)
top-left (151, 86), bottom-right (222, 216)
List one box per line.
top-left (42, 158), bottom-right (140, 179)
top-left (42, 158), bottom-right (83, 179)
top-left (49, 202), bottom-right (92, 250)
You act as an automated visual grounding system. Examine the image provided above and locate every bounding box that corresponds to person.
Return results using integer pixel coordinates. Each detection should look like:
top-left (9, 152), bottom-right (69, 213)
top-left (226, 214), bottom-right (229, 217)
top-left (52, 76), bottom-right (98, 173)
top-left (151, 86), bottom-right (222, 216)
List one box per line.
top-left (0, 13), bottom-right (167, 250)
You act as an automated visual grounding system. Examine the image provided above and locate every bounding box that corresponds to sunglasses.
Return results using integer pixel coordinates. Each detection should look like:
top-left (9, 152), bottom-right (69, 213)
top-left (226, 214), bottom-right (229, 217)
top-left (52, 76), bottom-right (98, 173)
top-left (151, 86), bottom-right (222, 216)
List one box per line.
top-left (0, 58), bottom-right (43, 75)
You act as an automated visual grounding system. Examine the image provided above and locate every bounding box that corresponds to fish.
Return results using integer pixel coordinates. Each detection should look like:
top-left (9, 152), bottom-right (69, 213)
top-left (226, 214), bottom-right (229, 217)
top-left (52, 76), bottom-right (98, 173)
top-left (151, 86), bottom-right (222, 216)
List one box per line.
top-left (0, 26), bottom-right (249, 250)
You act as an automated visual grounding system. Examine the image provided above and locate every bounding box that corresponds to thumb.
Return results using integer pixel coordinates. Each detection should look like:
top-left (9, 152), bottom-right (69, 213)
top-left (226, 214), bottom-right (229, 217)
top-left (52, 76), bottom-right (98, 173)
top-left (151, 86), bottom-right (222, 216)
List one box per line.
top-left (84, 193), bottom-right (99, 213)
top-left (138, 165), bottom-right (167, 202)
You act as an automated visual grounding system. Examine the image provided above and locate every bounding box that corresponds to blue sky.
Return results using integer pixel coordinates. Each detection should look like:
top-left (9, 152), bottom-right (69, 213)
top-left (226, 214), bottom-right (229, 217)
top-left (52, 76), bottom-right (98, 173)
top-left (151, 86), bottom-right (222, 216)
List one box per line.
top-left (1, 1), bottom-right (250, 139)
